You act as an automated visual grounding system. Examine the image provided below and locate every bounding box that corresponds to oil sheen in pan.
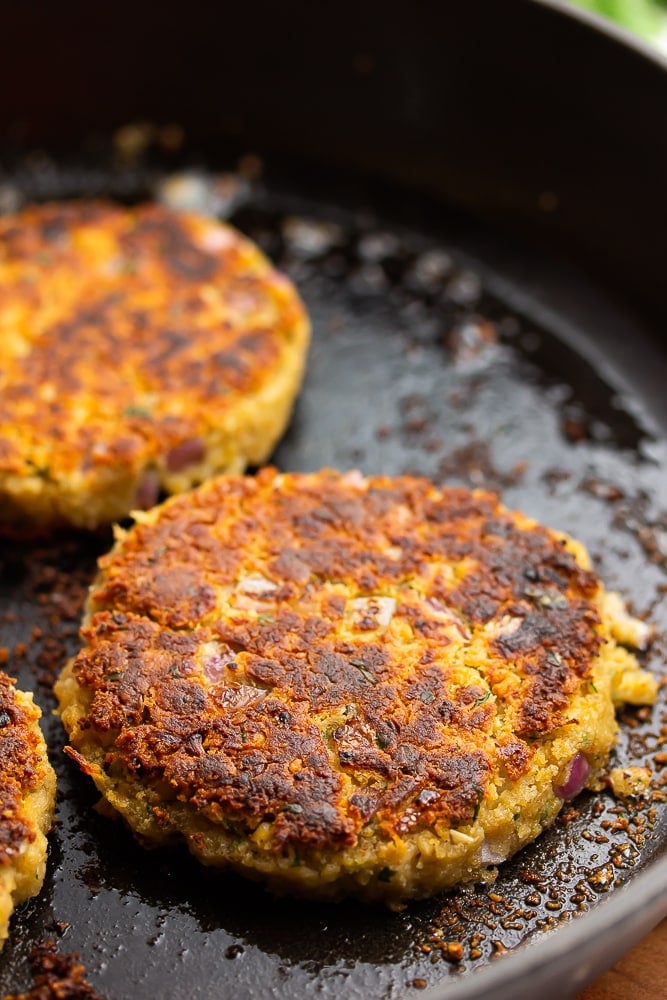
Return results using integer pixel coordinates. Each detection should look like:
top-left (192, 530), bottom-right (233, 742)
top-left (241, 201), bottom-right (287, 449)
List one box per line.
top-left (0, 166), bottom-right (665, 999)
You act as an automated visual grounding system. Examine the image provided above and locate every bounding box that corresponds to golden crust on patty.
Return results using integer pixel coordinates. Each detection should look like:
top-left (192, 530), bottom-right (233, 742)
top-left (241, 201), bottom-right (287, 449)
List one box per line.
top-left (55, 469), bottom-right (656, 902)
top-left (0, 201), bottom-right (309, 529)
top-left (0, 674), bottom-right (56, 946)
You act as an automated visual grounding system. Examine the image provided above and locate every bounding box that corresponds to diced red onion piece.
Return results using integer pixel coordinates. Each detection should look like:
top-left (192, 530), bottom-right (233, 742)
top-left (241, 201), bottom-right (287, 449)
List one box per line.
top-left (490, 614), bottom-right (523, 637)
top-left (202, 653), bottom-right (228, 683)
top-left (480, 841), bottom-right (507, 865)
top-left (349, 596), bottom-right (396, 629)
top-left (134, 470), bottom-right (160, 510)
top-left (198, 225), bottom-right (236, 252)
top-left (341, 469), bottom-right (365, 488)
top-left (233, 593), bottom-right (269, 613)
top-left (237, 575), bottom-right (278, 596)
top-left (425, 598), bottom-right (470, 638)
top-left (166, 438), bottom-right (205, 472)
top-left (218, 684), bottom-right (267, 709)
top-left (554, 751), bottom-right (591, 799)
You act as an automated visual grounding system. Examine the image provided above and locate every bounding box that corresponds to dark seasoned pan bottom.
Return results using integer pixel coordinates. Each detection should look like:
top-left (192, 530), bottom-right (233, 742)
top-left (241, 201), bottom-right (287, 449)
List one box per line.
top-left (0, 157), bottom-right (665, 999)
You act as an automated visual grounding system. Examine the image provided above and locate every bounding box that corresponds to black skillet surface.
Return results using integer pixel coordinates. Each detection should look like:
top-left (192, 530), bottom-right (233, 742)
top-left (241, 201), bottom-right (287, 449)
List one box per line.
top-left (0, 163), bottom-right (666, 1000)
top-left (0, 1), bottom-right (667, 998)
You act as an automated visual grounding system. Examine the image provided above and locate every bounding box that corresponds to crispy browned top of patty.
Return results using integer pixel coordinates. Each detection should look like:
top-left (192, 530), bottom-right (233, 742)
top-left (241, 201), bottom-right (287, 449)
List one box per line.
top-left (70, 469), bottom-right (602, 851)
top-left (0, 675), bottom-right (47, 868)
top-left (0, 201), bottom-right (306, 478)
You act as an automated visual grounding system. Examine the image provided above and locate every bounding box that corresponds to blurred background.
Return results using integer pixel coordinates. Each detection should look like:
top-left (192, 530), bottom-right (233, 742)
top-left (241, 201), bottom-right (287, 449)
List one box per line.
top-left (568, 0), bottom-right (667, 49)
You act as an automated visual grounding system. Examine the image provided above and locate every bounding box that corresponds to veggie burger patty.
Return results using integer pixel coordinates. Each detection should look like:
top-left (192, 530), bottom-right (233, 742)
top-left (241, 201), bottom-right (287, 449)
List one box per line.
top-left (55, 469), bottom-right (656, 903)
top-left (0, 673), bottom-right (56, 946)
top-left (0, 201), bottom-right (309, 529)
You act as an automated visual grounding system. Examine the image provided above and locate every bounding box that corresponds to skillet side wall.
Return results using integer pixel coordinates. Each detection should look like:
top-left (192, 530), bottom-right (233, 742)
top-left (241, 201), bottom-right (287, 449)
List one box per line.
top-left (0, 0), bottom-right (665, 327)
top-left (1, 3), bottom-right (667, 998)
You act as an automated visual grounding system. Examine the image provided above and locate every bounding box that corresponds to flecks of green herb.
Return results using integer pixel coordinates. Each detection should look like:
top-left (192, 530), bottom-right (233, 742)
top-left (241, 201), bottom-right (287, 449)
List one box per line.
top-left (472, 790), bottom-right (484, 821)
top-left (589, 680), bottom-right (598, 693)
top-left (513, 812), bottom-right (521, 821)
top-left (378, 867), bottom-right (395, 883)
top-left (350, 659), bottom-right (377, 685)
top-left (147, 544), bottom-right (168, 565)
top-left (170, 663), bottom-right (183, 678)
top-left (291, 855), bottom-right (302, 868)
top-left (474, 690), bottom-right (491, 707)
top-left (525, 587), bottom-right (548, 606)
top-left (282, 803), bottom-right (303, 814)
top-left (26, 459), bottom-right (50, 479)
top-left (257, 613), bottom-right (276, 625)
top-left (107, 671), bottom-right (123, 682)
top-left (525, 588), bottom-right (568, 610)
top-left (419, 689), bottom-right (435, 705)
top-left (376, 732), bottom-right (391, 750)
top-left (224, 822), bottom-right (242, 847)
top-left (123, 404), bottom-right (152, 419)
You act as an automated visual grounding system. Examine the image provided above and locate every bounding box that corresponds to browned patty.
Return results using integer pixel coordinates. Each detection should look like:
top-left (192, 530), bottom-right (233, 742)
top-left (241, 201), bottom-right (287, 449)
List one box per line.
top-left (56, 469), bottom-right (655, 901)
top-left (0, 201), bottom-right (309, 528)
top-left (0, 674), bottom-right (56, 944)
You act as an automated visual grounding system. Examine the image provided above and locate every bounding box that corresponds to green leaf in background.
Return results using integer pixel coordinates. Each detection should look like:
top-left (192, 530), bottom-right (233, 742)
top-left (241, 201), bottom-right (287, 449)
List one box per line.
top-left (567, 0), bottom-right (663, 39)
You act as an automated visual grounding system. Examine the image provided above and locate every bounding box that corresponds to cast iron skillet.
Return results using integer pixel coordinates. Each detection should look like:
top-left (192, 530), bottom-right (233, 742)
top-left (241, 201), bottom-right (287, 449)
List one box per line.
top-left (0, 1), bottom-right (666, 997)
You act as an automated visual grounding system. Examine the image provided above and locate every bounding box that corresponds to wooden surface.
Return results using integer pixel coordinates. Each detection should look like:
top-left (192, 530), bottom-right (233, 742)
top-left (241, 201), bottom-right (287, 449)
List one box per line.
top-left (574, 917), bottom-right (667, 999)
